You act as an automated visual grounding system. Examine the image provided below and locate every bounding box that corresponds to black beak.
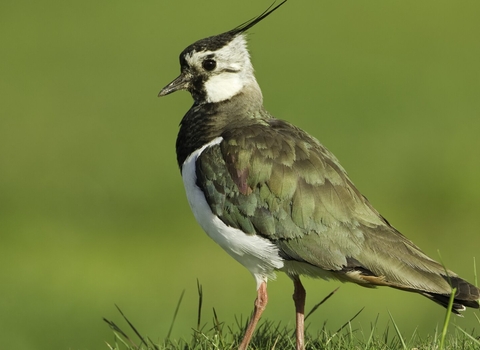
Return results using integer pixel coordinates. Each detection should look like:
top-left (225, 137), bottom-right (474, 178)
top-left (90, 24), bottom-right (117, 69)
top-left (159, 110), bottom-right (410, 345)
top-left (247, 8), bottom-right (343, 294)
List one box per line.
top-left (158, 72), bottom-right (190, 97)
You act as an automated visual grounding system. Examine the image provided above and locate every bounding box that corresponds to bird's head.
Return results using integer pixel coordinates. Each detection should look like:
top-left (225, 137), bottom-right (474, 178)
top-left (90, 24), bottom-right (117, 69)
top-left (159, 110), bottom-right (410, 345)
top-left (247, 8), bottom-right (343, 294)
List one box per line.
top-left (158, 1), bottom-right (287, 104)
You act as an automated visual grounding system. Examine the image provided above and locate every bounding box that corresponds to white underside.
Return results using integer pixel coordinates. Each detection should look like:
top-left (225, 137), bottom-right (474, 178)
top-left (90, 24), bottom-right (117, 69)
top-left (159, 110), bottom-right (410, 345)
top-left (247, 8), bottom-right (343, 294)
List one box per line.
top-left (182, 137), bottom-right (284, 289)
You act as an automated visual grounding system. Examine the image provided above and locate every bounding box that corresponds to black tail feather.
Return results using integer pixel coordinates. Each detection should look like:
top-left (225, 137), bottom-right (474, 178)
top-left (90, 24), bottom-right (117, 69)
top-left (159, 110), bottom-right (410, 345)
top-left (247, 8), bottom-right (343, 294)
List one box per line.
top-left (422, 275), bottom-right (480, 315)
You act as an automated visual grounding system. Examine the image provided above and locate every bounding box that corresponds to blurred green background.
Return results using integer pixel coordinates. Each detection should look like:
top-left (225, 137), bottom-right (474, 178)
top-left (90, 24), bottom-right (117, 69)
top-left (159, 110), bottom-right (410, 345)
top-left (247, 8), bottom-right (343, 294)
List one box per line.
top-left (1, 0), bottom-right (479, 349)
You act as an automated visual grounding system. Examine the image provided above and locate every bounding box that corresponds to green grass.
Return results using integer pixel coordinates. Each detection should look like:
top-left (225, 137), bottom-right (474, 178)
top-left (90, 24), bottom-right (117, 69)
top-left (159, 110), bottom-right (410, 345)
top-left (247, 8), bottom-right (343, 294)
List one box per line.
top-left (104, 282), bottom-right (480, 350)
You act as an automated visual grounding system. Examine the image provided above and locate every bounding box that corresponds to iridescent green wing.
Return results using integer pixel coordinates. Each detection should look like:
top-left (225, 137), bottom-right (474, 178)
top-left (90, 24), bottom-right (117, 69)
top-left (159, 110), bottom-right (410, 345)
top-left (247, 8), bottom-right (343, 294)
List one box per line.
top-left (196, 118), bottom-right (455, 293)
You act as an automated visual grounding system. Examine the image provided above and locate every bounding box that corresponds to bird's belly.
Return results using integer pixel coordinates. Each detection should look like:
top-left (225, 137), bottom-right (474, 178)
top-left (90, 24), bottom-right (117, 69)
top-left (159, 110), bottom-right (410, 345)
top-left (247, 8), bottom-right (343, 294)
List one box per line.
top-left (181, 138), bottom-right (284, 288)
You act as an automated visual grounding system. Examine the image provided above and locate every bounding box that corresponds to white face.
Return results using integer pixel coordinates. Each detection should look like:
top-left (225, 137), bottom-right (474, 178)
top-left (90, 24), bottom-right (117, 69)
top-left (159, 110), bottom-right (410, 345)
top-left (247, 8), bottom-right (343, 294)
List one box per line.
top-left (185, 35), bottom-right (259, 103)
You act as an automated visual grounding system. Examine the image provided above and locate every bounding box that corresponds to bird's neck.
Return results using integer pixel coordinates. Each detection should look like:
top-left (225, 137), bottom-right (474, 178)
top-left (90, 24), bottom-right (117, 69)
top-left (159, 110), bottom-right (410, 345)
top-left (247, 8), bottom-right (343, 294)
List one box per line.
top-left (176, 86), bottom-right (266, 169)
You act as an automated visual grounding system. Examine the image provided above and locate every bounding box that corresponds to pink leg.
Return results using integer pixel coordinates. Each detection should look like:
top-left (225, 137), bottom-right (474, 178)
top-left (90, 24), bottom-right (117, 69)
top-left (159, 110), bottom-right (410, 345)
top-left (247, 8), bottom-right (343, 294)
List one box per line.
top-left (292, 276), bottom-right (306, 350)
top-left (238, 281), bottom-right (268, 350)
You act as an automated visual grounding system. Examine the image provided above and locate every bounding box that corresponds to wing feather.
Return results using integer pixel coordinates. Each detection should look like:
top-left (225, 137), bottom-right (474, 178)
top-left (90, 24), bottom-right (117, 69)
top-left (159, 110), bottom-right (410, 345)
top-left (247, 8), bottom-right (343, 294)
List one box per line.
top-left (194, 118), bottom-right (464, 294)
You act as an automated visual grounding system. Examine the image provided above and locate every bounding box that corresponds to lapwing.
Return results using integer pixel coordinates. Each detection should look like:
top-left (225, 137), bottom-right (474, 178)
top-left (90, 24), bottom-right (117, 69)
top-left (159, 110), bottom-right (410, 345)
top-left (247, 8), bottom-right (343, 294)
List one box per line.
top-left (158, 1), bottom-right (480, 349)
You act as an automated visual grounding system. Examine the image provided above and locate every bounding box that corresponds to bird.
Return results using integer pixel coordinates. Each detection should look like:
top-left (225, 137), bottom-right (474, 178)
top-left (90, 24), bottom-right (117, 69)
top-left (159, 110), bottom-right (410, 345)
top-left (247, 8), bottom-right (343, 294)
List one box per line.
top-left (158, 1), bottom-right (480, 349)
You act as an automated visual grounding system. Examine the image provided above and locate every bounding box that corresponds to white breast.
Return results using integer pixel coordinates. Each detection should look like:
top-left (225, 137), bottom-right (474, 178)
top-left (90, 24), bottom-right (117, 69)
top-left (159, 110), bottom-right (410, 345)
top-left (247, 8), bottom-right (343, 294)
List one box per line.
top-left (181, 137), bottom-right (284, 289)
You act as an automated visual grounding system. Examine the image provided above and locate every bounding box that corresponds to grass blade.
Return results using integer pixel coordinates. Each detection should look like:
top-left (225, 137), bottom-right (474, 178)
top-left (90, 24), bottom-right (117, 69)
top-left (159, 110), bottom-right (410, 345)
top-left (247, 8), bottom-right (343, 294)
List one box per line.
top-left (364, 313), bottom-right (379, 350)
top-left (305, 287), bottom-right (339, 321)
top-left (454, 324), bottom-right (480, 346)
top-left (334, 307), bottom-right (364, 334)
top-left (326, 307), bottom-right (364, 345)
top-left (196, 279), bottom-right (203, 331)
top-left (388, 311), bottom-right (406, 350)
top-left (115, 304), bottom-right (149, 349)
top-left (439, 287), bottom-right (456, 350)
top-left (474, 257), bottom-right (478, 288)
top-left (166, 289), bottom-right (185, 341)
top-left (103, 317), bottom-right (140, 349)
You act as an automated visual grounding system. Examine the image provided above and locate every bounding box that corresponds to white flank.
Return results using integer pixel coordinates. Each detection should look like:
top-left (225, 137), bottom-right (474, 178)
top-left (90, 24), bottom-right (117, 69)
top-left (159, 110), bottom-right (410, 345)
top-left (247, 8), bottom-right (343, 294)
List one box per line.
top-left (182, 137), bottom-right (284, 289)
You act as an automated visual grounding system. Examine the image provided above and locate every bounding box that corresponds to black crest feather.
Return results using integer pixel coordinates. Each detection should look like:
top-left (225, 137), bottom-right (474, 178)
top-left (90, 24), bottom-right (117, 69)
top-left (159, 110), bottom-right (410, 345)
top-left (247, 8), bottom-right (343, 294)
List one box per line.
top-left (229, 0), bottom-right (288, 35)
top-left (181, 1), bottom-right (287, 55)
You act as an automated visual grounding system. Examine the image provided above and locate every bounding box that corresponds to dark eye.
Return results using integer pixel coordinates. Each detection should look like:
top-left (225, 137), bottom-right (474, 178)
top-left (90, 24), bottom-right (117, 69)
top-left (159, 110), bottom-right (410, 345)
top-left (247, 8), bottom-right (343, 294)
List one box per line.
top-left (202, 58), bottom-right (216, 71)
